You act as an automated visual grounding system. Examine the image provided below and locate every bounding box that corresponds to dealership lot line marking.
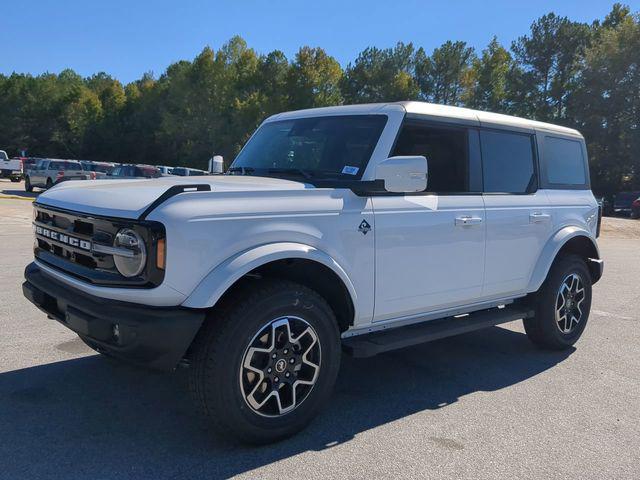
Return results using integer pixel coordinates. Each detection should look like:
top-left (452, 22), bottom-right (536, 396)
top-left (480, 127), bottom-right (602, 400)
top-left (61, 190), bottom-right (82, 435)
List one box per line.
top-left (592, 309), bottom-right (634, 321)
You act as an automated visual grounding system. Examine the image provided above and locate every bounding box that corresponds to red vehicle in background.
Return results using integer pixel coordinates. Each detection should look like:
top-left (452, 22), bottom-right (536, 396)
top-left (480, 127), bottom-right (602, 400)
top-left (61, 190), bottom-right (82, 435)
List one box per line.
top-left (632, 196), bottom-right (640, 219)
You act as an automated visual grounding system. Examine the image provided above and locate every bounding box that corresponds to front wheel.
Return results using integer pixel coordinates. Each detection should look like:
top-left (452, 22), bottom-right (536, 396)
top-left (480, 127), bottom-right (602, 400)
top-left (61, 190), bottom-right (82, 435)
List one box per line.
top-left (524, 255), bottom-right (592, 350)
top-left (25, 176), bottom-right (33, 192)
top-left (189, 279), bottom-right (341, 444)
top-left (45, 178), bottom-right (53, 189)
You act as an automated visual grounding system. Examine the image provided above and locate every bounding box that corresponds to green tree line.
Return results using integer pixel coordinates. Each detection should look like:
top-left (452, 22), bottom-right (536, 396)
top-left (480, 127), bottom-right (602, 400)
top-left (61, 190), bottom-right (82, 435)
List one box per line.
top-left (0, 4), bottom-right (638, 195)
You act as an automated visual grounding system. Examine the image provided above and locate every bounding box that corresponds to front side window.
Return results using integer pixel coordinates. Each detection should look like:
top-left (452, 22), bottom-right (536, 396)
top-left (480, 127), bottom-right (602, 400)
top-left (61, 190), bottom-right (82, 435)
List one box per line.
top-left (544, 137), bottom-right (587, 186)
top-left (231, 115), bottom-right (388, 179)
top-left (392, 122), bottom-right (470, 193)
top-left (481, 130), bottom-right (536, 193)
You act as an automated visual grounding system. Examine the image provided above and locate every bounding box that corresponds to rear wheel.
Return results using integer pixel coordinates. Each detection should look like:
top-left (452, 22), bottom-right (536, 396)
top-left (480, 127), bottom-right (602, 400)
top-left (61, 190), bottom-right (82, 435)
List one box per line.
top-left (45, 178), bottom-right (53, 189)
top-left (189, 279), bottom-right (341, 444)
top-left (524, 255), bottom-right (592, 349)
top-left (25, 176), bottom-right (33, 192)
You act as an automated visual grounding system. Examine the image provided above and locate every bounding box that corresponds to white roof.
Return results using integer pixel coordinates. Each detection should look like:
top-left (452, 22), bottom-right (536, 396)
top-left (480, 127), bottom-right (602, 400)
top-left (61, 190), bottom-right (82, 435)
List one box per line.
top-left (269, 101), bottom-right (581, 137)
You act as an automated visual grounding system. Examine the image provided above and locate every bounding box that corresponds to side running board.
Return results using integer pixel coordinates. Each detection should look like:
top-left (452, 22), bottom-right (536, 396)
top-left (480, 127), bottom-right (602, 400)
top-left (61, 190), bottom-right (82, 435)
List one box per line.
top-left (139, 184), bottom-right (211, 220)
top-left (342, 305), bottom-right (534, 358)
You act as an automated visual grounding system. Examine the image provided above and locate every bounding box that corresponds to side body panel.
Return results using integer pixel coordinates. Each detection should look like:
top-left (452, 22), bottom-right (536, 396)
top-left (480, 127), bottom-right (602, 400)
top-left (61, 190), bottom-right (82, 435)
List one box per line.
top-left (156, 189), bottom-right (376, 326)
top-left (527, 189), bottom-right (600, 293)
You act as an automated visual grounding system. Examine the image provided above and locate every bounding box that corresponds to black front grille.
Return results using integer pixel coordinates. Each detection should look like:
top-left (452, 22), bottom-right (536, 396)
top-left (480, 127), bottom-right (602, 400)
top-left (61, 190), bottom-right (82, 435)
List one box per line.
top-left (33, 204), bottom-right (165, 288)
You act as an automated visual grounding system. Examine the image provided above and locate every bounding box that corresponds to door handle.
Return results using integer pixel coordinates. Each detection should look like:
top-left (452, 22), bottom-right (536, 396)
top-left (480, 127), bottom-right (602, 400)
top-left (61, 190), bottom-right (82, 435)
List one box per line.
top-left (529, 212), bottom-right (551, 223)
top-left (455, 215), bottom-right (483, 226)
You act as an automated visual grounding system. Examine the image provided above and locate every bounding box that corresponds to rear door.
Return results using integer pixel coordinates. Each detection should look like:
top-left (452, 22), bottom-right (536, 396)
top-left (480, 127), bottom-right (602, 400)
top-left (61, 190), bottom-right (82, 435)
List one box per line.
top-left (32, 160), bottom-right (48, 185)
top-left (372, 120), bottom-right (486, 321)
top-left (480, 129), bottom-right (552, 298)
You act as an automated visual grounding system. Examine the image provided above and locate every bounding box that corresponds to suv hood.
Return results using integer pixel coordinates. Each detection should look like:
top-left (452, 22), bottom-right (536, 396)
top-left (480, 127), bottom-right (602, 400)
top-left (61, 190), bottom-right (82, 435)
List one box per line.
top-left (36, 175), bottom-right (310, 219)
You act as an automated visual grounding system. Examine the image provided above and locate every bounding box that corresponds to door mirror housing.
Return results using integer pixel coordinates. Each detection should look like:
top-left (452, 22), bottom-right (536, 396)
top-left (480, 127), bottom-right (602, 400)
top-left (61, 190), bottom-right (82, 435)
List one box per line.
top-left (375, 156), bottom-right (428, 193)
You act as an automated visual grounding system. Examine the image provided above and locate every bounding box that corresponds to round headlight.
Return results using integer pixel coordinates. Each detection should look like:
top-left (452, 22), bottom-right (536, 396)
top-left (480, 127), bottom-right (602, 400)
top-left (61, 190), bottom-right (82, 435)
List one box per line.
top-left (113, 228), bottom-right (146, 278)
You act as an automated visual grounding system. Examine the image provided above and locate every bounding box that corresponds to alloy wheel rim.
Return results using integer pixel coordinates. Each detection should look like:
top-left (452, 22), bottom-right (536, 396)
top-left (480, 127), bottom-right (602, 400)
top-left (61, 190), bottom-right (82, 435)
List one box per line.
top-left (239, 316), bottom-right (321, 417)
top-left (555, 273), bottom-right (585, 334)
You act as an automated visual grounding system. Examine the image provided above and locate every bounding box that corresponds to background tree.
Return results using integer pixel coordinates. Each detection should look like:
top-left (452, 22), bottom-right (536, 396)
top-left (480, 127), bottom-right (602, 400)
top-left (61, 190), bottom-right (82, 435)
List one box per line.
top-left (510, 13), bottom-right (592, 120)
top-left (287, 46), bottom-right (343, 109)
top-left (342, 43), bottom-right (420, 103)
top-left (464, 37), bottom-right (512, 112)
top-left (415, 40), bottom-right (475, 105)
top-left (0, 4), bottom-right (638, 194)
top-left (569, 5), bottom-right (640, 194)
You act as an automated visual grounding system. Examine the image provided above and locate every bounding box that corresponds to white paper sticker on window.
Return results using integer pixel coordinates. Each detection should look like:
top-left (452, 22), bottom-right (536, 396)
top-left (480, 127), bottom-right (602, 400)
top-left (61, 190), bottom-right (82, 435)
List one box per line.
top-left (341, 165), bottom-right (359, 175)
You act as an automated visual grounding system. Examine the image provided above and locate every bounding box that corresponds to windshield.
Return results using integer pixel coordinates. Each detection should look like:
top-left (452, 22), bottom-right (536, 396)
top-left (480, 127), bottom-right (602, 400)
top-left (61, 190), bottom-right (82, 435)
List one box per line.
top-left (230, 115), bottom-right (388, 179)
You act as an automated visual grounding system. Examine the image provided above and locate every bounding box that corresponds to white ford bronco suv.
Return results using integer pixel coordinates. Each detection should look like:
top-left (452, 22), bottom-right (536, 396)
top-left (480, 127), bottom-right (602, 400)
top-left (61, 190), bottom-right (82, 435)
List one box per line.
top-left (23, 102), bottom-right (603, 443)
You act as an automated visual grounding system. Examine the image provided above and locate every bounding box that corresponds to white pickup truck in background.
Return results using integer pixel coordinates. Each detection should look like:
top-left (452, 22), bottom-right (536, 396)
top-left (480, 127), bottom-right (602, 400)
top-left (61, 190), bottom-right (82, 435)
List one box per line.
top-left (0, 150), bottom-right (23, 182)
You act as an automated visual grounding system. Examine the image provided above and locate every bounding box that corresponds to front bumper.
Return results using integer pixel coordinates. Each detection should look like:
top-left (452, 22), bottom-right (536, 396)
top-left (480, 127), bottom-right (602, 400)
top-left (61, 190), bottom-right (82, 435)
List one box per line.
top-left (23, 262), bottom-right (205, 371)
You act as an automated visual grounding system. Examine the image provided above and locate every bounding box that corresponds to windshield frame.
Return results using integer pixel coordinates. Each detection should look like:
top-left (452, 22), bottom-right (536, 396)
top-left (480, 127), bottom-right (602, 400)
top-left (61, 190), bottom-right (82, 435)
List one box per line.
top-left (229, 114), bottom-right (389, 182)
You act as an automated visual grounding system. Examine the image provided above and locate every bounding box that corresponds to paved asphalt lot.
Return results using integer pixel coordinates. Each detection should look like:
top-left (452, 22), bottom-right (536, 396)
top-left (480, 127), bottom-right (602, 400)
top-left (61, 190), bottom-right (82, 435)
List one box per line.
top-left (1, 179), bottom-right (639, 479)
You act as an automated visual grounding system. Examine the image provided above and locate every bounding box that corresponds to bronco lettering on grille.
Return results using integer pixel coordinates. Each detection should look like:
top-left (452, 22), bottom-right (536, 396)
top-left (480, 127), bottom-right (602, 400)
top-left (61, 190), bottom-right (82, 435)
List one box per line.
top-left (34, 225), bottom-right (92, 251)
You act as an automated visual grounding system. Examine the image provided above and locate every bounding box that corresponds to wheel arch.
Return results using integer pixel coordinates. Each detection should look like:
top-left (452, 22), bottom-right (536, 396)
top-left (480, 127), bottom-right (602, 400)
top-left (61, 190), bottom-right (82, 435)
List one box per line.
top-left (528, 226), bottom-right (602, 292)
top-left (182, 242), bottom-right (357, 332)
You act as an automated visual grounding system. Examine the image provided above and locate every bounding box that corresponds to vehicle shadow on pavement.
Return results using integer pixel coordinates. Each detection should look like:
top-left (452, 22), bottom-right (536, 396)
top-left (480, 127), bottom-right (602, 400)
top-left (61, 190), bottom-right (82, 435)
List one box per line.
top-left (0, 188), bottom-right (38, 199)
top-left (0, 326), bottom-right (573, 479)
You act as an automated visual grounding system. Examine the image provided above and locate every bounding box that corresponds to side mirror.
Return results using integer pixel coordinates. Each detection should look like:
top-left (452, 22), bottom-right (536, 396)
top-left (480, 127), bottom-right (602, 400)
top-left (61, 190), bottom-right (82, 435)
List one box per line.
top-left (375, 156), bottom-right (428, 193)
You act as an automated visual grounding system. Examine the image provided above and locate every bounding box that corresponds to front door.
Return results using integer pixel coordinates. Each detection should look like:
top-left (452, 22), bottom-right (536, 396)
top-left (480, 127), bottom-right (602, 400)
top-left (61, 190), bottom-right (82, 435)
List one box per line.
top-left (372, 120), bottom-right (486, 322)
top-left (372, 194), bottom-right (486, 321)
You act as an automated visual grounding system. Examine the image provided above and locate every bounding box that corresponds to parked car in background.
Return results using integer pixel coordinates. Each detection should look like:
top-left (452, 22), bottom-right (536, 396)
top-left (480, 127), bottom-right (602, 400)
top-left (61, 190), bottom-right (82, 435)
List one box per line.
top-left (172, 166), bottom-right (208, 176)
top-left (21, 157), bottom-right (40, 174)
top-left (596, 195), bottom-right (614, 216)
top-left (156, 165), bottom-right (174, 175)
top-left (25, 159), bottom-right (87, 191)
top-left (109, 164), bottom-right (162, 179)
top-left (613, 191), bottom-right (640, 216)
top-left (80, 160), bottom-right (116, 179)
top-left (0, 151), bottom-right (23, 182)
top-left (631, 196), bottom-right (640, 219)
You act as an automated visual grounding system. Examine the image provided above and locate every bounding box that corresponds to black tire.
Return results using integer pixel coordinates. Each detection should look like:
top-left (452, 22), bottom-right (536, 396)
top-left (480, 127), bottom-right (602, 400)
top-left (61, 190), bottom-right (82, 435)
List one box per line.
top-left (45, 178), bottom-right (53, 189)
top-left (189, 278), bottom-right (341, 444)
top-left (10, 176), bottom-right (20, 183)
top-left (25, 176), bottom-right (33, 192)
top-left (524, 254), bottom-right (592, 350)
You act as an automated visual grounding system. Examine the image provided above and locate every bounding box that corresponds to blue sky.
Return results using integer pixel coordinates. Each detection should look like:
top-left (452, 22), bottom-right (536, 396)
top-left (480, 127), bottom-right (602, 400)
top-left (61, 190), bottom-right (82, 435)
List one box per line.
top-left (1, 1), bottom-right (637, 84)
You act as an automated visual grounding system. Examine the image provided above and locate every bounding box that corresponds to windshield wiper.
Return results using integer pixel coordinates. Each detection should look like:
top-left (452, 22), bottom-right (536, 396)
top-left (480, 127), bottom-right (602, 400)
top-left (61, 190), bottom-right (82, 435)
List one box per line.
top-left (227, 166), bottom-right (255, 175)
top-left (266, 168), bottom-right (314, 180)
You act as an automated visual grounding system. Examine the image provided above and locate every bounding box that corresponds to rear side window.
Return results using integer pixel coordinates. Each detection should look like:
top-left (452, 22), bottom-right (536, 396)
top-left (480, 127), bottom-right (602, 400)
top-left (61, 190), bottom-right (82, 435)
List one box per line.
top-left (544, 137), bottom-right (586, 186)
top-left (481, 130), bottom-right (536, 193)
top-left (64, 161), bottom-right (82, 170)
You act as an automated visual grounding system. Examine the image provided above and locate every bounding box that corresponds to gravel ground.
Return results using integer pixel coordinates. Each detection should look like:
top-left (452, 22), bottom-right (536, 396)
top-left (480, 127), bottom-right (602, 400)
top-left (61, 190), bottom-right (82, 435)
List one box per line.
top-left (0, 180), bottom-right (638, 480)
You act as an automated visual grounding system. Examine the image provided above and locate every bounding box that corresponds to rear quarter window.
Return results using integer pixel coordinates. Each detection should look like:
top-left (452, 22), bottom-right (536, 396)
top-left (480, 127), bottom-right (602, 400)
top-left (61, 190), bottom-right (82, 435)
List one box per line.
top-left (543, 136), bottom-right (588, 187)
